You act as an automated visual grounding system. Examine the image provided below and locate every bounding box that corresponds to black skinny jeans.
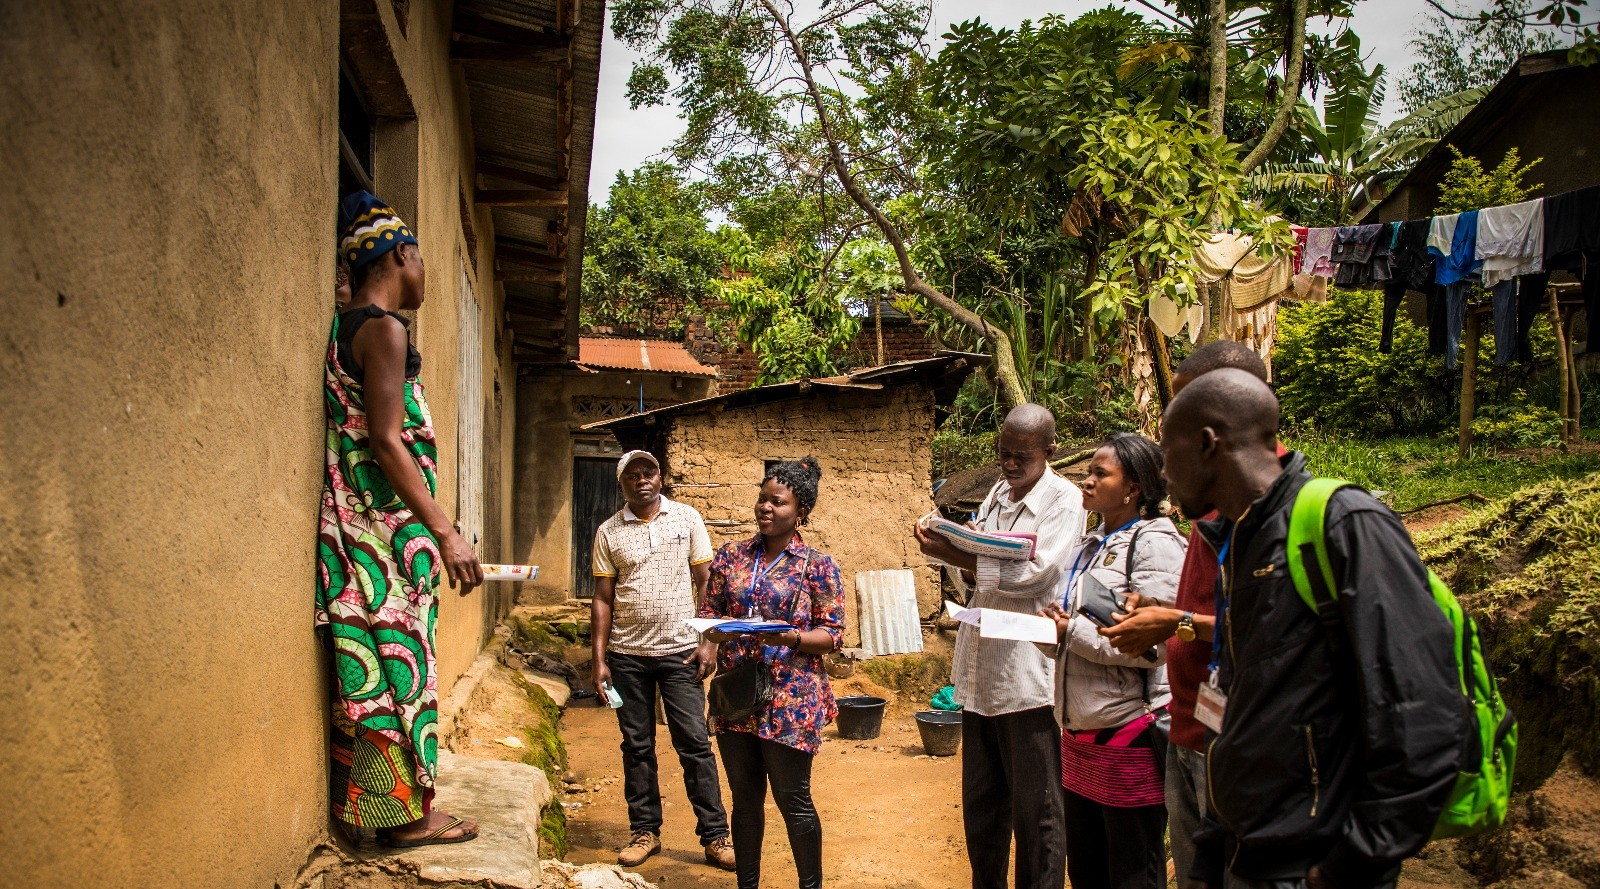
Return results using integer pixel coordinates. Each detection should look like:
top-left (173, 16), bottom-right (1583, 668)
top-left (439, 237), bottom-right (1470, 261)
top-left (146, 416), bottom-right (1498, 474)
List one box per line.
top-left (716, 731), bottom-right (823, 889)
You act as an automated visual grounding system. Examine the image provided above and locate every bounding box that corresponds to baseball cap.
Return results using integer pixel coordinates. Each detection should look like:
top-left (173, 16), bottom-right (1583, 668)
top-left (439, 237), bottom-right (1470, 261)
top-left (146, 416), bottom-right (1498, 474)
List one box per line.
top-left (616, 450), bottom-right (660, 479)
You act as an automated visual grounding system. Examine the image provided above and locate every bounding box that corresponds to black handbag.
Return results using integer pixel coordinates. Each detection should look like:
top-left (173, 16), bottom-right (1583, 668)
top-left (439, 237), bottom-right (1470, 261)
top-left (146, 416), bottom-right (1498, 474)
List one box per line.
top-left (706, 553), bottom-right (810, 721)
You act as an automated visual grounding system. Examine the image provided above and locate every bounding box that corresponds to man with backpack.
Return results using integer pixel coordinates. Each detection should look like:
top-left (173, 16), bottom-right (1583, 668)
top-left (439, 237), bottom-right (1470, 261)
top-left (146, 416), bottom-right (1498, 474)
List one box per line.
top-left (1158, 369), bottom-right (1472, 889)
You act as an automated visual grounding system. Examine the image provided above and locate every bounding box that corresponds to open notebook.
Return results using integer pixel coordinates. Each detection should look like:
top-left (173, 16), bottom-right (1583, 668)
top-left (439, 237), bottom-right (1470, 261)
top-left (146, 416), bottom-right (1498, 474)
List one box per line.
top-left (920, 511), bottom-right (1036, 561)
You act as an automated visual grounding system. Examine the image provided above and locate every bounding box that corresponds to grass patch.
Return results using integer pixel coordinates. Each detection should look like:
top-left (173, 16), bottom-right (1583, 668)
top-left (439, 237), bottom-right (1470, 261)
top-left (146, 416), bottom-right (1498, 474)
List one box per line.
top-left (858, 653), bottom-right (952, 709)
top-left (1284, 432), bottom-right (1600, 513)
top-left (510, 671), bottom-right (570, 858)
top-left (1416, 472), bottom-right (1600, 788)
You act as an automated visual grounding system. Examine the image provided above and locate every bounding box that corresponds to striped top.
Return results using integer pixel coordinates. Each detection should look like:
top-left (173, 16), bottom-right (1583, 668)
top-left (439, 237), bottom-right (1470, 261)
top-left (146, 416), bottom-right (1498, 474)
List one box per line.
top-left (1060, 710), bottom-right (1166, 808)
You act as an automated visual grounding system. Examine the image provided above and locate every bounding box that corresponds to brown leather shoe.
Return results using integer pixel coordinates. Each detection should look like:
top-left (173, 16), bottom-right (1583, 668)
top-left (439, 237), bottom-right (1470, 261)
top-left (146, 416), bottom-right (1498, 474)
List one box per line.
top-left (703, 836), bottom-right (736, 871)
top-left (617, 831), bottom-right (661, 867)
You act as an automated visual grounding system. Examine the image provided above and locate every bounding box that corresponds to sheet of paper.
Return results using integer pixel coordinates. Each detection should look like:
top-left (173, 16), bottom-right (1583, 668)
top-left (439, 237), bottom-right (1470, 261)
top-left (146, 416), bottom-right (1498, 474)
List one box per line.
top-left (942, 602), bottom-right (1056, 643)
top-left (975, 609), bottom-right (1058, 644)
top-left (944, 600), bottom-right (980, 626)
top-left (685, 618), bottom-right (731, 634)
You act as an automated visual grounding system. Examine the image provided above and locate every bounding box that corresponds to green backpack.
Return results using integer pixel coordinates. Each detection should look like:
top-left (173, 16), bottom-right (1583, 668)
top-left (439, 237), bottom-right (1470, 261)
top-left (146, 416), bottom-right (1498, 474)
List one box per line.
top-left (1286, 478), bottom-right (1517, 841)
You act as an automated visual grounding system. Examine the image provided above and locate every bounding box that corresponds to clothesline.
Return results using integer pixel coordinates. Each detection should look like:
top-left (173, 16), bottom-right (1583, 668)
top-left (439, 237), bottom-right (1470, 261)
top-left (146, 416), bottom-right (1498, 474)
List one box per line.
top-left (1147, 182), bottom-right (1600, 376)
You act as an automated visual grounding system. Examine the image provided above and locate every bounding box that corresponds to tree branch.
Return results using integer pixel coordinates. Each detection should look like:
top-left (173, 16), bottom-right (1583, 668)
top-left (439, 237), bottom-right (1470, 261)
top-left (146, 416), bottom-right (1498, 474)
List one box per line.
top-left (755, 0), bottom-right (1028, 407)
top-left (1239, 0), bottom-right (1309, 174)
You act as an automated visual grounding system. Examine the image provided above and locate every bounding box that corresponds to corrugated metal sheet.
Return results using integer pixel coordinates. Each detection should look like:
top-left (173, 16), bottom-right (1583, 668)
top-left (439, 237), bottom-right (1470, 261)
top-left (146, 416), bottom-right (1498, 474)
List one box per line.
top-left (577, 337), bottom-right (718, 377)
top-left (856, 569), bottom-right (923, 657)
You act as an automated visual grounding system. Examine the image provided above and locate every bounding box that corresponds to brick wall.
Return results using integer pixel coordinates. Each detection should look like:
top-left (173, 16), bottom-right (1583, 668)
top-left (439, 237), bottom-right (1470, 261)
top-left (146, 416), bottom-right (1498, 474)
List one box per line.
top-left (660, 385), bottom-right (943, 646)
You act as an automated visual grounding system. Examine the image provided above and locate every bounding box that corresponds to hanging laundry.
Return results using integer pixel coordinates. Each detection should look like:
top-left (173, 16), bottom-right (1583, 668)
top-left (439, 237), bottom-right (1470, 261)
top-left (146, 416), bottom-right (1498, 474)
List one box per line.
top-left (1147, 293), bottom-right (1205, 343)
top-left (1489, 279), bottom-right (1521, 366)
top-left (1391, 219), bottom-right (1437, 293)
top-left (1379, 280), bottom-right (1407, 354)
top-left (1434, 210), bottom-right (1482, 287)
top-left (1443, 281), bottom-right (1472, 370)
top-left (1300, 227), bottom-right (1336, 277)
top-left (1332, 223), bottom-right (1392, 287)
top-left (1477, 199), bottom-right (1544, 288)
top-left (1515, 273), bottom-right (1551, 363)
top-left (1225, 298), bottom-right (1280, 380)
top-left (1543, 184), bottom-right (1600, 350)
top-left (1192, 230), bottom-right (1295, 311)
top-left (1427, 213), bottom-right (1458, 258)
top-left (1291, 225), bottom-right (1308, 272)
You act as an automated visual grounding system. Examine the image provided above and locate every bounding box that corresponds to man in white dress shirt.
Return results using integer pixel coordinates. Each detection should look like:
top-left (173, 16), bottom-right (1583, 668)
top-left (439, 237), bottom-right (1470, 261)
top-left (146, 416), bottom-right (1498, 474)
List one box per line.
top-left (915, 403), bottom-right (1084, 889)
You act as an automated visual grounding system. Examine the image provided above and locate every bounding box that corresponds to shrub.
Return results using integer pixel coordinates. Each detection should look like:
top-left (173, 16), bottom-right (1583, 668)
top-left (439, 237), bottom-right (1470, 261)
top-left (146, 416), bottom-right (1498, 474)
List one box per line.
top-left (1274, 289), bottom-right (1457, 434)
top-left (1471, 397), bottom-right (1562, 450)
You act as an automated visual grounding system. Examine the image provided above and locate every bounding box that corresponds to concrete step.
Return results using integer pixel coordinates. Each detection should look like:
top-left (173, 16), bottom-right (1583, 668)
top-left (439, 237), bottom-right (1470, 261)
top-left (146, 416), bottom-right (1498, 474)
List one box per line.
top-left (386, 752), bottom-right (550, 888)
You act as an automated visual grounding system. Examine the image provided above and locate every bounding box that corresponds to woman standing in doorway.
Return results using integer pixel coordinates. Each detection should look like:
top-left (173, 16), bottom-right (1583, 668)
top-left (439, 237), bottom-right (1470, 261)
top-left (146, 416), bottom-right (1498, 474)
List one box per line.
top-left (699, 458), bottom-right (845, 889)
top-left (317, 191), bottom-right (484, 847)
top-left (1043, 433), bottom-right (1186, 889)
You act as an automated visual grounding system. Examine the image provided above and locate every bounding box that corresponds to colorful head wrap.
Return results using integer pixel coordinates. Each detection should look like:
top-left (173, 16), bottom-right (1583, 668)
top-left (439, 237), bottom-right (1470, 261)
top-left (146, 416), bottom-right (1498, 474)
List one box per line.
top-left (339, 190), bottom-right (417, 271)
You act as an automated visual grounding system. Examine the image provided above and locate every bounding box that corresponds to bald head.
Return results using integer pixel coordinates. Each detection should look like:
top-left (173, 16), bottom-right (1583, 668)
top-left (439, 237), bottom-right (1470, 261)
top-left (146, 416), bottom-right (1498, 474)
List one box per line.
top-left (996, 403), bottom-right (1058, 497)
top-left (1165, 368), bottom-right (1280, 448)
top-left (1002, 403), bottom-right (1057, 450)
top-left (1173, 340), bottom-right (1268, 395)
top-left (1160, 369), bottom-right (1282, 519)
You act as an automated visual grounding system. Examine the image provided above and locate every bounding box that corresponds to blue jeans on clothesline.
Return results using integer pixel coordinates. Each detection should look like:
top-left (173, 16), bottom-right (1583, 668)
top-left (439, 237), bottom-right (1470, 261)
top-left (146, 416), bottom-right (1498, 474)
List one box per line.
top-left (1445, 282), bottom-right (1471, 370)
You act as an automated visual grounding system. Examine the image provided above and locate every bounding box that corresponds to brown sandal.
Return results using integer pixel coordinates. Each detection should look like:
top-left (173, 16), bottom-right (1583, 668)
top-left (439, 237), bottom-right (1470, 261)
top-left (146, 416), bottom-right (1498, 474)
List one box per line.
top-left (380, 814), bottom-right (479, 848)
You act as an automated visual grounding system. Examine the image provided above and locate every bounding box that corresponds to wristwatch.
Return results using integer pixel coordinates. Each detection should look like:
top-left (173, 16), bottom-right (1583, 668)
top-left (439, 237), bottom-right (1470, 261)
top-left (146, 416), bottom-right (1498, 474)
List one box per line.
top-left (1175, 612), bottom-right (1197, 642)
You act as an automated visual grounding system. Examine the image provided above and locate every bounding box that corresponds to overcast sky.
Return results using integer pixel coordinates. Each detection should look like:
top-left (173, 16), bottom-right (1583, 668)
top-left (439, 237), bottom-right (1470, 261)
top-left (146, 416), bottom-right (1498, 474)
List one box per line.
top-left (583, 0), bottom-right (1492, 200)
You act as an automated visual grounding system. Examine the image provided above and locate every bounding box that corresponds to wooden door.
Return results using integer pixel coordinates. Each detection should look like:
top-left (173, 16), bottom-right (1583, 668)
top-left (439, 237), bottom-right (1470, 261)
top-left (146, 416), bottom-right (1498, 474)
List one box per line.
top-left (571, 457), bottom-right (623, 599)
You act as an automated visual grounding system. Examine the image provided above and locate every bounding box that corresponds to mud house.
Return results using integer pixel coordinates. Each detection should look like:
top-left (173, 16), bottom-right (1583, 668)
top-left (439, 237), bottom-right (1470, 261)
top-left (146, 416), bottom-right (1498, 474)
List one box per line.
top-left (2, 1), bottom-right (601, 886)
top-left (577, 353), bottom-right (988, 644)
top-left (516, 336), bottom-right (719, 602)
top-left (1367, 48), bottom-right (1600, 224)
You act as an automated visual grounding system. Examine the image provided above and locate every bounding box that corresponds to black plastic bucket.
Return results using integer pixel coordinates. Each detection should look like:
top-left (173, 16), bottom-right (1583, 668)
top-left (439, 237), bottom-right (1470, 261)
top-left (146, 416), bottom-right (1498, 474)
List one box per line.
top-left (835, 695), bottom-right (888, 740)
top-left (914, 710), bottom-right (963, 756)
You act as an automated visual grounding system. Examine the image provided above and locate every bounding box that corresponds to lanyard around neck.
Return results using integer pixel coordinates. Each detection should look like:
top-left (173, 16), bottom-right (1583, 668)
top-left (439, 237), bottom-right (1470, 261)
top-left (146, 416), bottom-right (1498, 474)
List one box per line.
top-left (1208, 527), bottom-right (1235, 677)
top-left (748, 549), bottom-right (791, 598)
top-left (1063, 517), bottom-right (1141, 604)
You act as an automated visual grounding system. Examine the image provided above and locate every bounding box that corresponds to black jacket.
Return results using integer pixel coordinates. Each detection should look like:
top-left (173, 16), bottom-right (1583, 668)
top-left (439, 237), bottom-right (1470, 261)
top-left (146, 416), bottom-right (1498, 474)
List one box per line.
top-left (1191, 453), bottom-right (1467, 889)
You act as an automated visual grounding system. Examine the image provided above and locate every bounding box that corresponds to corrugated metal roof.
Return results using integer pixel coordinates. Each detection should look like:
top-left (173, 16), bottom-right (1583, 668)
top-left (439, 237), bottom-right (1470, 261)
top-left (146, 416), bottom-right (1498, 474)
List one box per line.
top-left (454, 0), bottom-right (604, 364)
top-left (582, 351), bottom-right (991, 432)
top-left (577, 337), bottom-right (718, 377)
top-left (856, 569), bottom-right (925, 657)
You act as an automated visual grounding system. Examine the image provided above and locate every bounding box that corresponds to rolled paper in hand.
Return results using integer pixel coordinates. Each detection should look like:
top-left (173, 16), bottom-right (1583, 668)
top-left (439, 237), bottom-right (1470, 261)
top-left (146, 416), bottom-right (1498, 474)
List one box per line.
top-left (481, 564), bottom-right (539, 581)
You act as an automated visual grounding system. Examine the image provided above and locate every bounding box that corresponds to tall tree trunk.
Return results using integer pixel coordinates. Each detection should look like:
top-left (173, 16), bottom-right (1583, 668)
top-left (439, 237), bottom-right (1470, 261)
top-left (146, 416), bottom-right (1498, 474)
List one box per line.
top-left (1143, 316), bottom-right (1175, 409)
top-left (1207, 0), bottom-right (1228, 138)
top-left (760, 0), bottom-right (1028, 408)
top-left (1239, 0), bottom-right (1310, 173)
top-left (874, 296), bottom-right (884, 365)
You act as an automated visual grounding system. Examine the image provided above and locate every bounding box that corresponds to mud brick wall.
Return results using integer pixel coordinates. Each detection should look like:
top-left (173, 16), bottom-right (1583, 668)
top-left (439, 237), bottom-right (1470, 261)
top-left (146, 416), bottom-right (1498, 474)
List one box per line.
top-left (661, 385), bottom-right (943, 646)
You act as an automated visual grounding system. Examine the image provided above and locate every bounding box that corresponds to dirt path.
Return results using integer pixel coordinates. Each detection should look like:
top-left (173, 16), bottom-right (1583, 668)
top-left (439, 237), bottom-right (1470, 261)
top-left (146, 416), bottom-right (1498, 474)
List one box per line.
top-left (560, 699), bottom-right (973, 889)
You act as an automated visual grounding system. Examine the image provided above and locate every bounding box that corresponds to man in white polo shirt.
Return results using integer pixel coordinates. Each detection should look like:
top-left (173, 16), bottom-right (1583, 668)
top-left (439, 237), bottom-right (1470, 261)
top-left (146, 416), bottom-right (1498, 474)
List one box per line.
top-left (591, 449), bottom-right (734, 871)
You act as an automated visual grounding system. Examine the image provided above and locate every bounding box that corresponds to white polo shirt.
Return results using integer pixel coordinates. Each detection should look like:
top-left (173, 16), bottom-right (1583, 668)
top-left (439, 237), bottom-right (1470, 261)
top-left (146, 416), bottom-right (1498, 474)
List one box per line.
top-left (593, 496), bottom-right (715, 656)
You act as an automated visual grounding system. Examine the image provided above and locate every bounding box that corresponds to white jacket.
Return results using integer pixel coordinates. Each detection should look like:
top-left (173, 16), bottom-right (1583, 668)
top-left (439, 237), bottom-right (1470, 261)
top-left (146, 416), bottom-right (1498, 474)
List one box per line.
top-left (1053, 516), bottom-right (1187, 731)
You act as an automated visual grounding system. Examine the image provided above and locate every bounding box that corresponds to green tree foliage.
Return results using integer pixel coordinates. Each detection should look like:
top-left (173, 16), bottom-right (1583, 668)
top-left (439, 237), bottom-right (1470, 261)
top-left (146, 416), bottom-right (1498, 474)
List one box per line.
top-left (715, 228), bottom-right (860, 384)
top-left (580, 162), bottom-right (725, 336)
top-left (1397, 0), bottom-right (1560, 114)
top-left (1275, 289), bottom-right (1458, 434)
top-left (1436, 146), bottom-right (1545, 213)
top-left (1247, 34), bottom-right (1487, 224)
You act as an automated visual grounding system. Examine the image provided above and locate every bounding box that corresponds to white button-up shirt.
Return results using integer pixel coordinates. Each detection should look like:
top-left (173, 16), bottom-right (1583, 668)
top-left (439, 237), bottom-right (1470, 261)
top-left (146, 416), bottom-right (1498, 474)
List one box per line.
top-left (952, 467), bottom-right (1085, 716)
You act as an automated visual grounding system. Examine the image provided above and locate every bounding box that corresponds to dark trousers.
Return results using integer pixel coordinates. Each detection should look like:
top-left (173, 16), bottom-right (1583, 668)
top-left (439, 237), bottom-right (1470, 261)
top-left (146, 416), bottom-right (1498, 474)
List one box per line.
top-left (607, 651), bottom-right (729, 841)
top-left (962, 707), bottom-right (1067, 889)
top-left (717, 731), bottom-right (823, 889)
top-left (1062, 787), bottom-right (1168, 889)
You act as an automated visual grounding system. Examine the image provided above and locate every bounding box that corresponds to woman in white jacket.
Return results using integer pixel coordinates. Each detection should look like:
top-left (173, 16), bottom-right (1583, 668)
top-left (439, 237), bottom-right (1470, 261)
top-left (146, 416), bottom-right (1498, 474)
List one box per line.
top-left (1042, 432), bottom-right (1186, 889)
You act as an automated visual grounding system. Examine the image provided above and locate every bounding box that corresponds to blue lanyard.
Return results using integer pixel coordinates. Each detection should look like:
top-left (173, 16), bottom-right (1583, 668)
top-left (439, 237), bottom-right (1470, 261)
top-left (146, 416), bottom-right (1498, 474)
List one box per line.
top-left (1063, 517), bottom-right (1140, 604)
top-left (745, 550), bottom-right (790, 612)
top-left (1208, 528), bottom-right (1235, 676)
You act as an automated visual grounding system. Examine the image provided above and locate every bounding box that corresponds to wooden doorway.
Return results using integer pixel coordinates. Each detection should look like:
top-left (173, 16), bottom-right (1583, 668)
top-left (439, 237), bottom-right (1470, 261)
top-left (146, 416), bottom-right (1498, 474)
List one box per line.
top-left (571, 457), bottom-right (623, 599)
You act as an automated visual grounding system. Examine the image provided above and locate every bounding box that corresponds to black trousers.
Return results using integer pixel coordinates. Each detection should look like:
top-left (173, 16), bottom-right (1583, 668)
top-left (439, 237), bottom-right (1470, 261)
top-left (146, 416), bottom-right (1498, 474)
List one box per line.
top-left (1062, 787), bottom-right (1168, 889)
top-left (962, 707), bottom-right (1067, 889)
top-left (607, 651), bottom-right (729, 841)
top-left (717, 731), bottom-right (823, 889)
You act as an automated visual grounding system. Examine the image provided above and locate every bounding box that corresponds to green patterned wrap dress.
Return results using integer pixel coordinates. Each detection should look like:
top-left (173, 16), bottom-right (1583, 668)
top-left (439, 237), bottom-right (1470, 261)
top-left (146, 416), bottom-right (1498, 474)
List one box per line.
top-left (315, 311), bottom-right (443, 828)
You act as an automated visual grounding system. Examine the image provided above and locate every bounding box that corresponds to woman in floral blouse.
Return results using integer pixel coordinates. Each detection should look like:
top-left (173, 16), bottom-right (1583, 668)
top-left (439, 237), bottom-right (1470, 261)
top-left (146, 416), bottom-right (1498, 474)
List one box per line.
top-left (699, 456), bottom-right (845, 889)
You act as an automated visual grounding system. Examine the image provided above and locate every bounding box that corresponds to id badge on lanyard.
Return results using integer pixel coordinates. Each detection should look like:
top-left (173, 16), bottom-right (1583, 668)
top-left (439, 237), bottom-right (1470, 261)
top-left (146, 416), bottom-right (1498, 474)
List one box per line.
top-left (1197, 532), bottom-right (1233, 733)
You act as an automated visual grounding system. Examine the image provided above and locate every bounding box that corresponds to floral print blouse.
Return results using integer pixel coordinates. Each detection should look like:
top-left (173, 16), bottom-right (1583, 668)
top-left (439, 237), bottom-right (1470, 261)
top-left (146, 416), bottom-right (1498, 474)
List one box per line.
top-left (700, 532), bottom-right (845, 754)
